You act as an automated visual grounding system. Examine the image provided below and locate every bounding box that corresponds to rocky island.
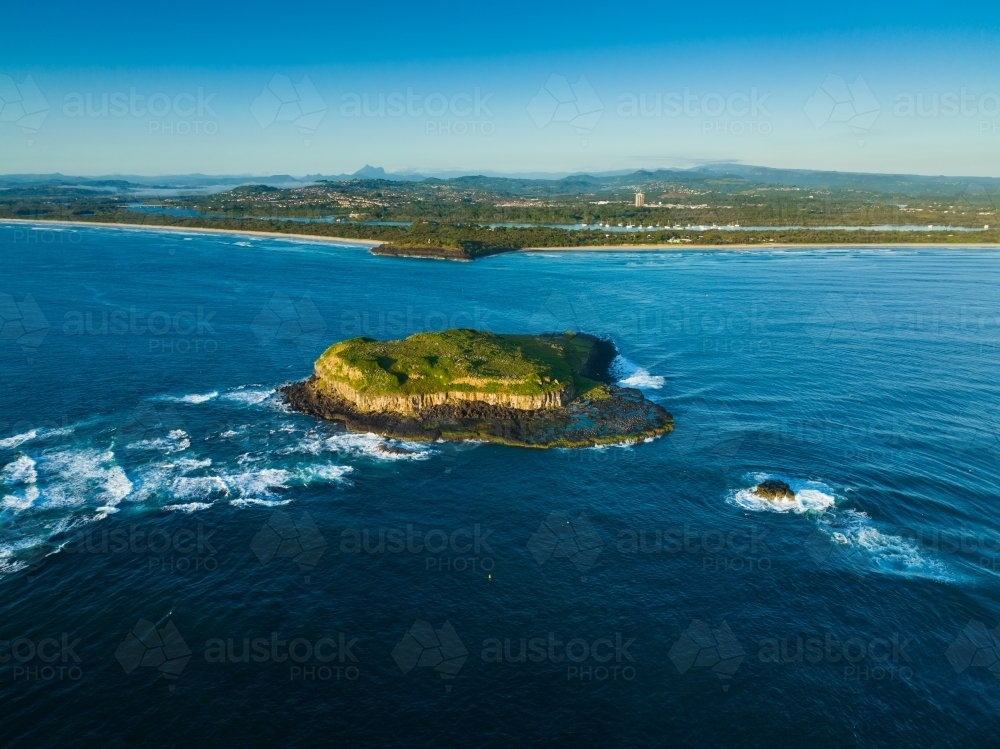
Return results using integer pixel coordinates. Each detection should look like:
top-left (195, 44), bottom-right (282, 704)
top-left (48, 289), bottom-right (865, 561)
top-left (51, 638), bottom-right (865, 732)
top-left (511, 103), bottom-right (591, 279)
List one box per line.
top-left (281, 329), bottom-right (673, 447)
top-left (753, 479), bottom-right (795, 501)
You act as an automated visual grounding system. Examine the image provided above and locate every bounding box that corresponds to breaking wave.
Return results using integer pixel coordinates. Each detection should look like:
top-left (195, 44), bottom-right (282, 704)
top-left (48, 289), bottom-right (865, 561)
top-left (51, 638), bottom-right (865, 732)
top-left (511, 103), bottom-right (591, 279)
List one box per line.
top-left (731, 473), bottom-right (947, 579)
top-left (611, 356), bottom-right (665, 389)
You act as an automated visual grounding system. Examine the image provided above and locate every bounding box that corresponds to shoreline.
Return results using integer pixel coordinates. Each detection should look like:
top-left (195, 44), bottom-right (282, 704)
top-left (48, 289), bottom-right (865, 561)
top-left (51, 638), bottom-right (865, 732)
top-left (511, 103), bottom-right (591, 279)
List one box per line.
top-left (3, 218), bottom-right (999, 253)
top-left (523, 242), bottom-right (1000, 251)
top-left (0, 217), bottom-right (382, 247)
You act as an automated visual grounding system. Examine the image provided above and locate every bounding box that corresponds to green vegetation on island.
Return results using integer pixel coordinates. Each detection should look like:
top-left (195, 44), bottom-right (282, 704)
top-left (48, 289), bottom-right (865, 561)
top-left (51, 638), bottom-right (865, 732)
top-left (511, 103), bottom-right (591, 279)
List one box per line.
top-left (282, 329), bottom-right (672, 448)
top-left (317, 329), bottom-right (606, 402)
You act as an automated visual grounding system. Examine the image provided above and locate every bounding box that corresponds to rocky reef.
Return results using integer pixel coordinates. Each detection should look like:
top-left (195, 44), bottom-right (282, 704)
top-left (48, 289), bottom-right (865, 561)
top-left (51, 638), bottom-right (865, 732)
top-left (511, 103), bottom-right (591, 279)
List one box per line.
top-left (753, 479), bottom-right (795, 501)
top-left (281, 329), bottom-right (672, 448)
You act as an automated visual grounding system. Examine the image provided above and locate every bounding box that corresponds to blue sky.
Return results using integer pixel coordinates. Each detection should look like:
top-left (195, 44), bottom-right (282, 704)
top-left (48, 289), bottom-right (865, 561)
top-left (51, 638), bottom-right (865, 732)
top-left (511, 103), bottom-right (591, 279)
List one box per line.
top-left (2, 1), bottom-right (999, 177)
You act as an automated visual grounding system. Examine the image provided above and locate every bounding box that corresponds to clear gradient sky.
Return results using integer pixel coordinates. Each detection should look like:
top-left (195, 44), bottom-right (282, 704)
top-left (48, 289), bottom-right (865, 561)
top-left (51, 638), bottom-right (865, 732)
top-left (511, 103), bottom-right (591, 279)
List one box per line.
top-left (2, 1), bottom-right (999, 177)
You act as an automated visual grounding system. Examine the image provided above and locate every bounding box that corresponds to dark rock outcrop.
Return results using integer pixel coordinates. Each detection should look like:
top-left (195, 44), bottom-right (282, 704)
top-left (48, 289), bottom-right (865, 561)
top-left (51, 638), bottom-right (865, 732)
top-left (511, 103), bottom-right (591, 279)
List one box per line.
top-left (753, 479), bottom-right (795, 501)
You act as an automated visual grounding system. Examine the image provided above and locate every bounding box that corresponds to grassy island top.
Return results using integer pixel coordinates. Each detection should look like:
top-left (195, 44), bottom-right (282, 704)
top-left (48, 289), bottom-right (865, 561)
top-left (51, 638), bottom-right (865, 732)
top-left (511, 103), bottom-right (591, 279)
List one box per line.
top-left (315, 329), bottom-right (606, 398)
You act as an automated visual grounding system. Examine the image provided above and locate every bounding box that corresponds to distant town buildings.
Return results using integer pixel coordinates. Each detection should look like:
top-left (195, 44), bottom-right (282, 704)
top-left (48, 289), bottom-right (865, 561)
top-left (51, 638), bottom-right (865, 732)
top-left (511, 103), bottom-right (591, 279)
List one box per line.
top-left (635, 191), bottom-right (645, 207)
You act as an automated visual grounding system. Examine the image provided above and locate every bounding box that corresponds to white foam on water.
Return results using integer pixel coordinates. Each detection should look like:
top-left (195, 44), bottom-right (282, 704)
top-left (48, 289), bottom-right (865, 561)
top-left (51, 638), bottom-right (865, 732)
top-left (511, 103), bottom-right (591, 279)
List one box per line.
top-left (221, 387), bottom-right (274, 406)
top-left (814, 509), bottom-right (948, 579)
top-left (731, 479), bottom-right (837, 515)
top-left (175, 391), bottom-right (218, 404)
top-left (0, 430), bottom-right (37, 449)
top-left (40, 449), bottom-right (134, 509)
top-left (731, 473), bottom-right (947, 580)
top-left (170, 476), bottom-right (230, 501)
top-left (2, 485), bottom-right (40, 511)
top-left (99, 466), bottom-right (133, 508)
top-left (289, 431), bottom-right (434, 461)
top-left (2, 455), bottom-right (38, 486)
top-left (303, 464), bottom-right (353, 482)
top-left (233, 241), bottom-right (252, 247)
top-left (163, 502), bottom-right (214, 513)
top-left (229, 498), bottom-right (293, 508)
top-left (611, 355), bottom-right (665, 390)
top-left (175, 458), bottom-right (212, 472)
top-left (126, 429), bottom-right (190, 453)
top-left (223, 468), bottom-right (294, 498)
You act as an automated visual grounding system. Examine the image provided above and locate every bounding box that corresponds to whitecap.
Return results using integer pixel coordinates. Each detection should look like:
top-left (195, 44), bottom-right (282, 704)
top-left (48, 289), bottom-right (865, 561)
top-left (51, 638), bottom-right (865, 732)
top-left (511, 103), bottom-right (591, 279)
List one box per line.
top-left (814, 509), bottom-right (948, 579)
top-left (221, 388), bottom-right (274, 406)
top-left (163, 502), bottom-right (214, 513)
top-left (223, 468), bottom-right (294, 497)
top-left (731, 473), bottom-right (947, 579)
top-left (40, 449), bottom-right (133, 508)
top-left (229, 498), bottom-right (293, 508)
top-left (100, 466), bottom-right (133, 507)
top-left (2, 455), bottom-right (38, 486)
top-left (295, 431), bottom-right (434, 461)
top-left (170, 476), bottom-right (229, 501)
top-left (303, 464), bottom-right (353, 482)
top-left (0, 430), bottom-right (37, 450)
top-left (175, 457), bottom-right (212, 472)
top-left (611, 355), bottom-right (665, 389)
top-left (2, 485), bottom-right (40, 511)
top-left (126, 429), bottom-right (190, 453)
top-left (175, 391), bottom-right (218, 404)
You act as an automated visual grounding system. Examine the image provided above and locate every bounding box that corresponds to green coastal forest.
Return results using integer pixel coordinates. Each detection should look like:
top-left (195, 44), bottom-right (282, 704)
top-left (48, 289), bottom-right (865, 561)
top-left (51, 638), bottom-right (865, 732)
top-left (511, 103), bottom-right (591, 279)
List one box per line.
top-left (2, 166), bottom-right (998, 258)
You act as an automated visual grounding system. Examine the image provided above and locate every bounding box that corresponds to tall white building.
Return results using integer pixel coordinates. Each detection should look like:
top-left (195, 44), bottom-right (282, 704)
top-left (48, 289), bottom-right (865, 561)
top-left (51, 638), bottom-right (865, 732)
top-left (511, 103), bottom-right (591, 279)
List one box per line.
top-left (635, 191), bottom-right (645, 207)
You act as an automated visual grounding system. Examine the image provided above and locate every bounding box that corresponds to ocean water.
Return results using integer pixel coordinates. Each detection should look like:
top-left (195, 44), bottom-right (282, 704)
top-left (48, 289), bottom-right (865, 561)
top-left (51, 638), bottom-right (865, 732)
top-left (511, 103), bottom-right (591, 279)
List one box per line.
top-left (2, 223), bottom-right (1000, 747)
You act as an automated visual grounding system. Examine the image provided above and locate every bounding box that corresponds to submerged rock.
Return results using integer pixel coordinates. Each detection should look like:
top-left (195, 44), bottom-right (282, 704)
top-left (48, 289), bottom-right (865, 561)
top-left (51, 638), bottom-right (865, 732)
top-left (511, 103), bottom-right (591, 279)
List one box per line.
top-left (753, 479), bottom-right (795, 501)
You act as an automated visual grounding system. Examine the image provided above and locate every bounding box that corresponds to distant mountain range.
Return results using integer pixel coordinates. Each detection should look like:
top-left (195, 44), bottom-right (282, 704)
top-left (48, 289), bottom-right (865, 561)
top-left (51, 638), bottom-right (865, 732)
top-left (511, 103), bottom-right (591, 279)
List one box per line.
top-left (1, 164), bottom-right (998, 196)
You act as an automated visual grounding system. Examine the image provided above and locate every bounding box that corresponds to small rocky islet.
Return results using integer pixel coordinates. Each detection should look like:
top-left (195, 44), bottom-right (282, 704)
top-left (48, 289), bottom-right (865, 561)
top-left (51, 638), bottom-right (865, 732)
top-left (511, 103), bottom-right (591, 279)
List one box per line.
top-left (753, 479), bottom-right (796, 501)
top-left (281, 329), bottom-right (673, 448)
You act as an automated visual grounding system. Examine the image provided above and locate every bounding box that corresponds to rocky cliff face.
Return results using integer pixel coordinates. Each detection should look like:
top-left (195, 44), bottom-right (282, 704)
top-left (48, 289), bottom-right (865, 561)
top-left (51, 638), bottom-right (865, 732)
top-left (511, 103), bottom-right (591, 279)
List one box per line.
top-left (314, 357), bottom-right (573, 414)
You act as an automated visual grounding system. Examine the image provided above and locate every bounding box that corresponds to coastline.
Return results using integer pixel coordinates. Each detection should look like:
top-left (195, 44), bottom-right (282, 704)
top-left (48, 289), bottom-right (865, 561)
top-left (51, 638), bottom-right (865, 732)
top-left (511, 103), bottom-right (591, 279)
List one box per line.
top-left (3, 218), bottom-right (999, 253)
top-left (0, 217), bottom-right (382, 247)
top-left (523, 242), bottom-right (1000, 251)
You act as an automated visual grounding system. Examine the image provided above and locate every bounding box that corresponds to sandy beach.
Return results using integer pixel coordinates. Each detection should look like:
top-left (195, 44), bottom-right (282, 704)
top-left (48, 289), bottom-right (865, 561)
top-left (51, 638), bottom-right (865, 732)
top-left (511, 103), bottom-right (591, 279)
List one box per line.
top-left (3, 218), bottom-right (999, 252)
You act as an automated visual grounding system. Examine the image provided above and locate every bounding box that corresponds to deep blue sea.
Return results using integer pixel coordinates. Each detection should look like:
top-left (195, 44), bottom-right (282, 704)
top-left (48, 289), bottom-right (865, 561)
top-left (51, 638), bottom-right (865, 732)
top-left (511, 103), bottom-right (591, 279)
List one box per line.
top-left (3, 222), bottom-right (1000, 747)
